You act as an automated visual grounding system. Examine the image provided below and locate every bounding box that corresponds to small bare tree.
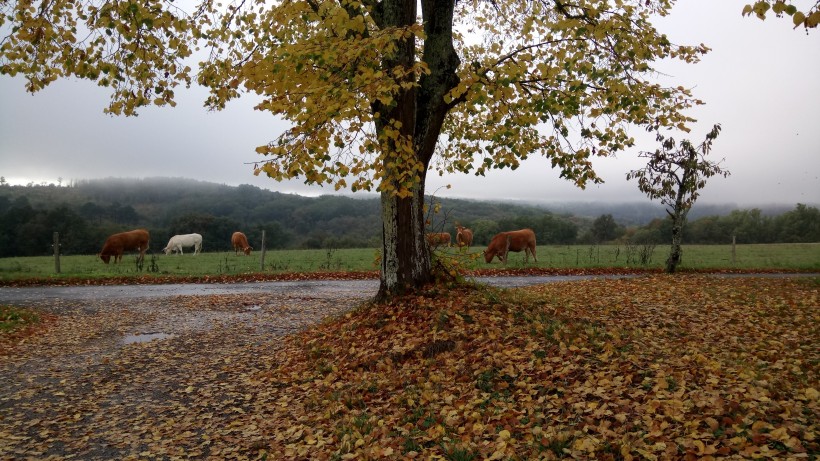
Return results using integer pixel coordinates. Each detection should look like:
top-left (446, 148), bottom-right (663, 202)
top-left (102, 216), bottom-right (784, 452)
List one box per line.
top-left (627, 124), bottom-right (730, 273)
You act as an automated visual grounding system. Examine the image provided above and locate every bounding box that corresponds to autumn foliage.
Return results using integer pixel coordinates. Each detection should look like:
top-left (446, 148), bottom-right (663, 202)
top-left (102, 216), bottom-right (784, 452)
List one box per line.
top-left (260, 276), bottom-right (819, 459)
top-left (1, 275), bottom-right (817, 459)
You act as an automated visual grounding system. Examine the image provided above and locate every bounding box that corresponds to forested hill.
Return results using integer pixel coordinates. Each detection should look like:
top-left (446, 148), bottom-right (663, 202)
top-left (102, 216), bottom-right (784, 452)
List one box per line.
top-left (0, 177), bottom-right (586, 256)
top-left (0, 177), bottom-right (815, 257)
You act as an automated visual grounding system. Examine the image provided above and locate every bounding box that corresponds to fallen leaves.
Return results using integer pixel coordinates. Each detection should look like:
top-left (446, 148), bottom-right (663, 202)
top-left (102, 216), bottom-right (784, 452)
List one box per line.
top-left (0, 270), bottom-right (382, 288)
top-left (0, 275), bottom-right (817, 460)
top-left (253, 275), bottom-right (818, 459)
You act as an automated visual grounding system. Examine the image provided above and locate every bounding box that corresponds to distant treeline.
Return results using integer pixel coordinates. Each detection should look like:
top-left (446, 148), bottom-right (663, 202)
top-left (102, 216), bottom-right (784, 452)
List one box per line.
top-left (595, 205), bottom-right (820, 245)
top-left (0, 178), bottom-right (816, 257)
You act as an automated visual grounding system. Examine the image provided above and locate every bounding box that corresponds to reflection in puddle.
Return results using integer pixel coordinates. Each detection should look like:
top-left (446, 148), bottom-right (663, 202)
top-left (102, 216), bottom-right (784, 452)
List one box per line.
top-left (122, 332), bottom-right (175, 344)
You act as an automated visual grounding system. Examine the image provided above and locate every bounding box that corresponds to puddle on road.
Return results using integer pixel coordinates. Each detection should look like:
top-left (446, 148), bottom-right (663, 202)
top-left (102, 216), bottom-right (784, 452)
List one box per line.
top-left (122, 332), bottom-right (176, 344)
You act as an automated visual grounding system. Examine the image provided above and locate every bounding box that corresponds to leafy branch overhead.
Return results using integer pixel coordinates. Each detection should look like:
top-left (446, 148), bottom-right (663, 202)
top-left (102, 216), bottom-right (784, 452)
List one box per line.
top-left (743, 0), bottom-right (820, 30)
top-left (2, 0), bottom-right (710, 196)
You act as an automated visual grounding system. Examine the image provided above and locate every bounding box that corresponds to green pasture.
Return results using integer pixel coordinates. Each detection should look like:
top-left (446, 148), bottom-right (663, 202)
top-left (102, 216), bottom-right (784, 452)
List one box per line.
top-left (496, 242), bottom-right (820, 271)
top-left (0, 243), bottom-right (817, 282)
top-left (0, 248), bottom-right (381, 281)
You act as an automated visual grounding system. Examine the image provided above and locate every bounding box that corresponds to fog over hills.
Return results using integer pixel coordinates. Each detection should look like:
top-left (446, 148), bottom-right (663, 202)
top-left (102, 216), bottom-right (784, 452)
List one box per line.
top-left (2, 176), bottom-right (809, 226)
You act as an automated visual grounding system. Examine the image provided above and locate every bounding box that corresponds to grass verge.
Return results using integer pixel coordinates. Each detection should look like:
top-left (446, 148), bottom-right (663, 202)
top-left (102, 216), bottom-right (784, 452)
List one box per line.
top-left (0, 305), bottom-right (39, 334)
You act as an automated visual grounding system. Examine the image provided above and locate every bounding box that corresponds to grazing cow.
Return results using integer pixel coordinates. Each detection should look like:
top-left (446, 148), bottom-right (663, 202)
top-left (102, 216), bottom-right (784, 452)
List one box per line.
top-left (455, 225), bottom-right (473, 249)
top-left (426, 232), bottom-right (451, 247)
top-left (231, 231), bottom-right (252, 256)
top-left (162, 233), bottom-right (203, 255)
top-left (98, 229), bottom-right (150, 264)
top-left (483, 228), bottom-right (537, 264)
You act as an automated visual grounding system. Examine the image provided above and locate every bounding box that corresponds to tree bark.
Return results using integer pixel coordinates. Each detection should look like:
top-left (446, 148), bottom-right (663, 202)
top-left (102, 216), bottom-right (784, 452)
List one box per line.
top-left (415, 0), bottom-right (460, 161)
top-left (373, 0), bottom-right (460, 300)
top-left (377, 181), bottom-right (433, 300)
top-left (666, 168), bottom-right (691, 273)
top-left (666, 214), bottom-right (684, 273)
top-left (373, 0), bottom-right (429, 300)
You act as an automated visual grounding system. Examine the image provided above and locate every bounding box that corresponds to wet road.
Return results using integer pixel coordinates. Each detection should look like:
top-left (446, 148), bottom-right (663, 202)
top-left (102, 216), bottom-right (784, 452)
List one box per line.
top-left (1, 272), bottom-right (815, 306)
top-left (0, 274), bottom-right (636, 305)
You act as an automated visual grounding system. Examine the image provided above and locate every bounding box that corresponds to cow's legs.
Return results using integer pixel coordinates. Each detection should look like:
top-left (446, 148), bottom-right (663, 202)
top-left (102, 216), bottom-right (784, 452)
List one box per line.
top-left (531, 245), bottom-right (537, 263)
top-left (502, 235), bottom-right (512, 264)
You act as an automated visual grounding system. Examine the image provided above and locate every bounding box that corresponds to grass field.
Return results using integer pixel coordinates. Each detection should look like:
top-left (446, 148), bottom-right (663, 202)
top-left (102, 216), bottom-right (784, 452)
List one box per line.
top-left (0, 243), bottom-right (817, 282)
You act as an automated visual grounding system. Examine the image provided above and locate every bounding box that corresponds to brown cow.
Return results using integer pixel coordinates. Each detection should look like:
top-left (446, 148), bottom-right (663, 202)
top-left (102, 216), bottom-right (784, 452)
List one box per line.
top-left (98, 229), bottom-right (150, 264)
top-left (483, 228), bottom-right (537, 264)
top-left (426, 232), bottom-right (451, 247)
top-left (455, 225), bottom-right (473, 249)
top-left (231, 231), bottom-right (252, 256)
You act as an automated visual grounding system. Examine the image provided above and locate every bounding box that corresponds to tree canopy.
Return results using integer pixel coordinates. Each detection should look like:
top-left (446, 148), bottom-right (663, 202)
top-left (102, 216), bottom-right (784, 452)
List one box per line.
top-left (2, 0), bottom-right (707, 192)
top-left (627, 125), bottom-right (730, 215)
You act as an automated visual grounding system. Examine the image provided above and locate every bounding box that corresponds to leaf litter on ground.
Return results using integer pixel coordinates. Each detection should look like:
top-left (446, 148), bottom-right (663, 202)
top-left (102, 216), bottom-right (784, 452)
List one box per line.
top-left (0, 274), bottom-right (817, 460)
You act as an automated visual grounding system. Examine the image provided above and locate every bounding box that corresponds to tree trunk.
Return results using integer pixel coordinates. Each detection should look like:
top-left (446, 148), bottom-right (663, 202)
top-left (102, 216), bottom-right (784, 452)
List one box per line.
top-left (377, 181), bottom-right (433, 301)
top-left (371, 0), bottom-right (460, 300)
top-left (372, 0), bottom-right (433, 300)
top-left (666, 213), bottom-right (684, 273)
top-left (666, 152), bottom-right (697, 273)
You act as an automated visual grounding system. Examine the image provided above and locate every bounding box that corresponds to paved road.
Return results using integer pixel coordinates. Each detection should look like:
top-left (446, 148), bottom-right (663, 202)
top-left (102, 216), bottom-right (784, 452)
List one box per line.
top-left (0, 274), bottom-right (639, 305)
top-left (1, 272), bottom-right (815, 306)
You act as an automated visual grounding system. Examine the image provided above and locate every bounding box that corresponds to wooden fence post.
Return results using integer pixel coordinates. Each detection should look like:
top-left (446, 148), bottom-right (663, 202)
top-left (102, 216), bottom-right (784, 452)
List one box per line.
top-left (731, 234), bottom-right (736, 265)
top-left (260, 230), bottom-right (266, 271)
top-left (53, 231), bottom-right (61, 274)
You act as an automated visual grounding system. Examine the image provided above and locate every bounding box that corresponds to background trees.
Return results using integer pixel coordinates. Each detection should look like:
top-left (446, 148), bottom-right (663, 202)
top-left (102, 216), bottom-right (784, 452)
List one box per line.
top-left (0, 179), bottom-right (816, 258)
top-left (582, 214), bottom-right (622, 244)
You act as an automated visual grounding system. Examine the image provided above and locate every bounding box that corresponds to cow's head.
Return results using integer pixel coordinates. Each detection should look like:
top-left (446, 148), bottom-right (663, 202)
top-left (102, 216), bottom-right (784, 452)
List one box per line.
top-left (244, 246), bottom-right (252, 256)
top-left (483, 249), bottom-right (494, 263)
top-left (162, 246), bottom-right (172, 255)
top-left (99, 253), bottom-right (111, 264)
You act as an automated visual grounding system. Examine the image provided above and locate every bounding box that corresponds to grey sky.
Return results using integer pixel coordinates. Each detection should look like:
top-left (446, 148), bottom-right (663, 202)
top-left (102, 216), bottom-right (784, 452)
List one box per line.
top-left (1, 1), bottom-right (818, 206)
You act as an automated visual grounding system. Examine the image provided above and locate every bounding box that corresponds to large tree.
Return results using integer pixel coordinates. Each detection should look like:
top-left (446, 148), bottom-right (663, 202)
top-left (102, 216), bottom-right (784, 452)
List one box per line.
top-left (2, 0), bottom-right (708, 298)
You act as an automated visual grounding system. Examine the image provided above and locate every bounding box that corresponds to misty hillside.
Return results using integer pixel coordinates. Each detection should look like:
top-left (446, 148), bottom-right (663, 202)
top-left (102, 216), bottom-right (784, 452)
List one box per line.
top-left (0, 177), bottom-right (816, 257)
top-left (0, 177), bottom-right (587, 254)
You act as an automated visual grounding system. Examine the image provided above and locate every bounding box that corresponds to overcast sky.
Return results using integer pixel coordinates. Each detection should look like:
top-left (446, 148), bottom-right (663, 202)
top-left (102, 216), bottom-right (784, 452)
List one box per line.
top-left (1, 1), bottom-right (818, 206)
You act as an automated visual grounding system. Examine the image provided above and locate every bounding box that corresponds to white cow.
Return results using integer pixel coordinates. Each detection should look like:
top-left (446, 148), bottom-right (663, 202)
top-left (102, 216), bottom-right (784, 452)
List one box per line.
top-left (162, 233), bottom-right (203, 255)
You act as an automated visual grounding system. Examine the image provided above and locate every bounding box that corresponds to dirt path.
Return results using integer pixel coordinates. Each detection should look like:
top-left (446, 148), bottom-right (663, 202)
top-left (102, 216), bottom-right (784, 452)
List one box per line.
top-left (1, 288), bottom-right (370, 460)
